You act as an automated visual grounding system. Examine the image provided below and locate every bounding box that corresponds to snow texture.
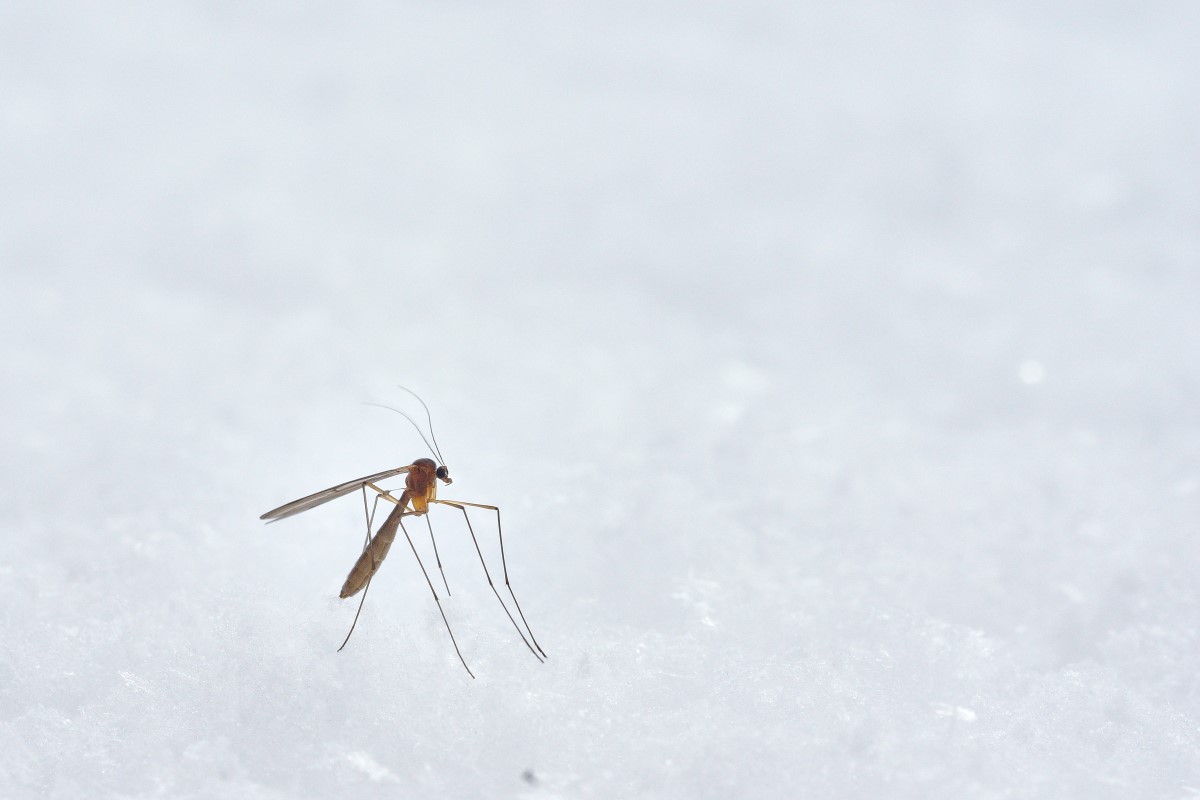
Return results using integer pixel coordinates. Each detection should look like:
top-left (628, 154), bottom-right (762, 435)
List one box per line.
top-left (2, 2), bottom-right (1199, 798)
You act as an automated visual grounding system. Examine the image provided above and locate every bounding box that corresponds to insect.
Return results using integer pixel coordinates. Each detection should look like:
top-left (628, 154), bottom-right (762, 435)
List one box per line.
top-left (259, 389), bottom-right (545, 678)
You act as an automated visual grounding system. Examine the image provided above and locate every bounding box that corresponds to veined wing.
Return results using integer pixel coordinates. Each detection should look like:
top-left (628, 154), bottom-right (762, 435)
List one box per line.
top-left (260, 466), bottom-right (412, 522)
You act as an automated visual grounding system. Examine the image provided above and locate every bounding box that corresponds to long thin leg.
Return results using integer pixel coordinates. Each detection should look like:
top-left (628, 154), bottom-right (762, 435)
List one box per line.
top-left (366, 482), bottom-right (404, 506)
top-left (433, 499), bottom-right (546, 658)
top-left (360, 486), bottom-right (385, 550)
top-left (338, 574), bottom-right (373, 652)
top-left (438, 501), bottom-right (543, 662)
top-left (397, 517), bottom-right (475, 678)
top-left (426, 514), bottom-right (452, 597)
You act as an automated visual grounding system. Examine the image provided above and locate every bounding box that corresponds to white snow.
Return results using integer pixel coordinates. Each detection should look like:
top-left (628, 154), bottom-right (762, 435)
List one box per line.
top-left (2, 1), bottom-right (1199, 798)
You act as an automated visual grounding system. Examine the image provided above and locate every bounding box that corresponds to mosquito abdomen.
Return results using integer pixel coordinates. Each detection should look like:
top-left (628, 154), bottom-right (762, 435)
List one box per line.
top-left (339, 495), bottom-right (408, 598)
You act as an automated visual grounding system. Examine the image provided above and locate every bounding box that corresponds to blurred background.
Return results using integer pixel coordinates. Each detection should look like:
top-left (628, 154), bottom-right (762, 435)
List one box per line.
top-left (2, 2), bottom-right (1198, 797)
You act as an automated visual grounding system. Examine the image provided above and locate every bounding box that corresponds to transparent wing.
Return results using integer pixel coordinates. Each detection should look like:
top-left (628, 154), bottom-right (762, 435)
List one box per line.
top-left (260, 466), bottom-right (412, 522)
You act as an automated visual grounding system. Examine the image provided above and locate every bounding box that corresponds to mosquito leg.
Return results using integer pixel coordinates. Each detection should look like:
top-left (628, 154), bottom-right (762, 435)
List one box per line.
top-left (365, 482), bottom-right (406, 507)
top-left (434, 499), bottom-right (546, 659)
top-left (490, 505), bottom-right (547, 659)
top-left (338, 573), bottom-right (373, 652)
top-left (360, 487), bottom-right (385, 551)
top-left (365, 483), bottom-right (424, 522)
top-left (397, 517), bottom-right (475, 679)
top-left (426, 514), bottom-right (452, 597)
top-left (439, 501), bottom-right (543, 662)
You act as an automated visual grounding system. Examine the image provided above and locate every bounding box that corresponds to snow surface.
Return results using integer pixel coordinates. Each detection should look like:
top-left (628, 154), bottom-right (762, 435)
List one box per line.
top-left (2, 2), bottom-right (1199, 798)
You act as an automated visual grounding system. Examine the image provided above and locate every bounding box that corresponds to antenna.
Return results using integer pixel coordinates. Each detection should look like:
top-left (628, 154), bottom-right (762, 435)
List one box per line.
top-left (396, 386), bottom-right (445, 464)
top-left (363, 402), bottom-right (440, 462)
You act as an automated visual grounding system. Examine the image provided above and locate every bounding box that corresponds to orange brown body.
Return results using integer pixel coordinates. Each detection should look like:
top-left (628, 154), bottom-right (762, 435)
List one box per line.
top-left (339, 458), bottom-right (447, 598)
top-left (260, 402), bottom-right (544, 675)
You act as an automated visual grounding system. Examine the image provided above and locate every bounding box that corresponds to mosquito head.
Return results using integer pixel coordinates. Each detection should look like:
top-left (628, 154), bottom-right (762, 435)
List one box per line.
top-left (436, 464), bottom-right (453, 485)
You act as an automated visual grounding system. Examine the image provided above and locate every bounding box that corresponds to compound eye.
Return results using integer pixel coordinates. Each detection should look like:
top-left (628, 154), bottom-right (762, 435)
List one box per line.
top-left (436, 466), bottom-right (449, 480)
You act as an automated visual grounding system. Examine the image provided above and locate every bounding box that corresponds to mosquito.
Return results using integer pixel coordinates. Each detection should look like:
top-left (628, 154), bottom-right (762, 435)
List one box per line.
top-left (259, 389), bottom-right (545, 678)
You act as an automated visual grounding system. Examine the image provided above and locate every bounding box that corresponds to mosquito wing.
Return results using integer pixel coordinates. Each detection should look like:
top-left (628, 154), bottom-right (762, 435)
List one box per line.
top-left (260, 466), bottom-right (412, 522)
